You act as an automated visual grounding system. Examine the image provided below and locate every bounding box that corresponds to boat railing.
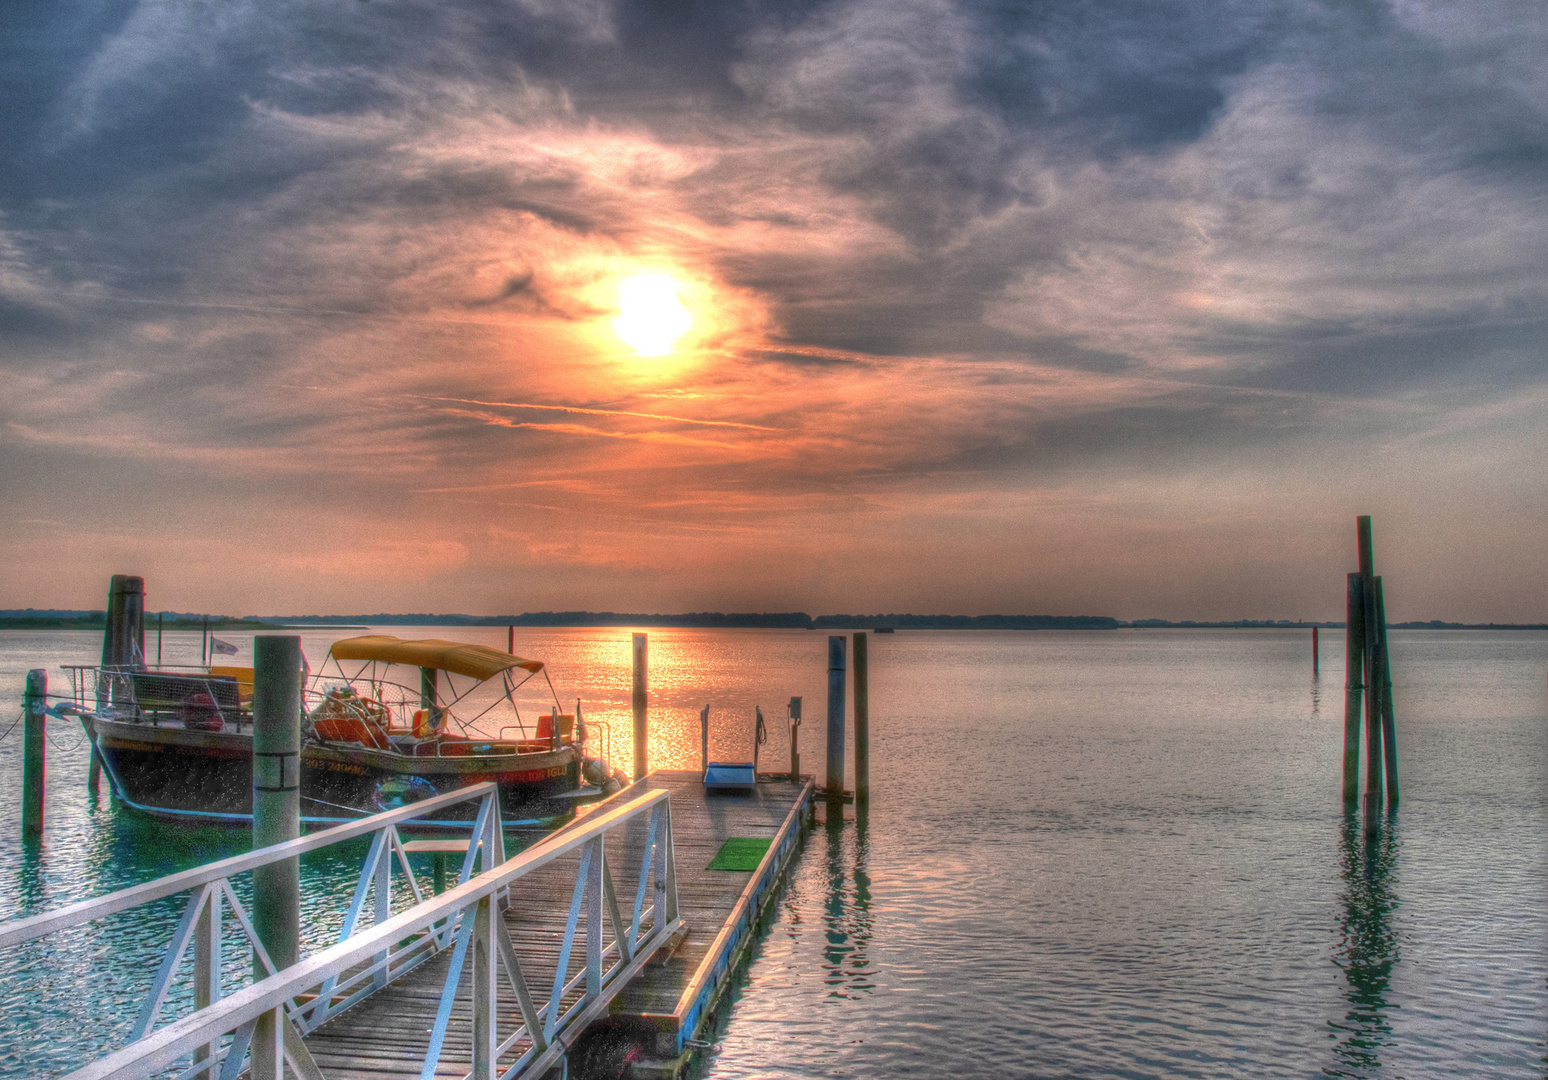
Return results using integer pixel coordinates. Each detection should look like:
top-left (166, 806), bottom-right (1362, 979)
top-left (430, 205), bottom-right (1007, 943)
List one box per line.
top-left (61, 664), bottom-right (246, 730)
top-left (16, 785), bottom-right (681, 1080)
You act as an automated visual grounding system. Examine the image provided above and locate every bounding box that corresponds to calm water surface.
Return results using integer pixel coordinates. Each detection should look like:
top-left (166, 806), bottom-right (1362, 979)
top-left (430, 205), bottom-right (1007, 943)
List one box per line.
top-left (1, 627), bottom-right (1544, 1077)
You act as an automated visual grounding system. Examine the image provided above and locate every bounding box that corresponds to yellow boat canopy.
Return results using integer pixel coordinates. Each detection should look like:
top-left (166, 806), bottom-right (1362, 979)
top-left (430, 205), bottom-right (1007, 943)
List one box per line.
top-left (327, 636), bottom-right (544, 680)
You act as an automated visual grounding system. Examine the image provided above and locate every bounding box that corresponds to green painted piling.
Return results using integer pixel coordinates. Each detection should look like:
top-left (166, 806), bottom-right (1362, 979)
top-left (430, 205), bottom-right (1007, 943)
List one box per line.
top-left (853, 632), bottom-right (869, 805)
top-left (23, 669), bottom-right (46, 840)
top-left (826, 636), bottom-right (846, 796)
top-left (1374, 578), bottom-right (1399, 809)
top-left (632, 634), bottom-right (648, 781)
top-left (1362, 573), bottom-right (1384, 833)
top-left (1343, 574), bottom-right (1365, 808)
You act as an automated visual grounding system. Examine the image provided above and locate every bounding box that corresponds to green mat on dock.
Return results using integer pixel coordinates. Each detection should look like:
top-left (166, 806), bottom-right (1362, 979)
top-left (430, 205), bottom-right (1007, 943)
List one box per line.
top-left (707, 837), bottom-right (773, 871)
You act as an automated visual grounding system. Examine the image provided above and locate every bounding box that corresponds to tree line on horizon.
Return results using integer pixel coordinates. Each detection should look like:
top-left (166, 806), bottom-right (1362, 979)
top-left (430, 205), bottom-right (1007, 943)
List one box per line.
top-left (4, 609), bottom-right (1544, 631)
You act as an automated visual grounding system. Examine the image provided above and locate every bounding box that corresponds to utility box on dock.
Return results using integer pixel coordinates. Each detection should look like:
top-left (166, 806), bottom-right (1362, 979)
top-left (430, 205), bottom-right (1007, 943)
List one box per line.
top-left (703, 762), bottom-right (757, 792)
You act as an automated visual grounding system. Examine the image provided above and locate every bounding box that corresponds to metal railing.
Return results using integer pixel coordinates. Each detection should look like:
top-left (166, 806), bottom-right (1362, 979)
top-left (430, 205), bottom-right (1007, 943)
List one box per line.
top-left (1, 784), bottom-right (502, 1077)
top-left (5, 784), bottom-right (680, 1080)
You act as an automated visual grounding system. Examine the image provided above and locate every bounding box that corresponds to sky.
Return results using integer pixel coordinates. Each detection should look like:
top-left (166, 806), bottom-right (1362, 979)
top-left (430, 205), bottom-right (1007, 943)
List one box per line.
top-left (2, 0), bottom-right (1545, 622)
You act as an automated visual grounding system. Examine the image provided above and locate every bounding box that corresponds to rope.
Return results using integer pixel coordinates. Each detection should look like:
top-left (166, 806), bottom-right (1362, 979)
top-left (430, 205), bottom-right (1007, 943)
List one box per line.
top-left (0, 711), bottom-right (22, 742)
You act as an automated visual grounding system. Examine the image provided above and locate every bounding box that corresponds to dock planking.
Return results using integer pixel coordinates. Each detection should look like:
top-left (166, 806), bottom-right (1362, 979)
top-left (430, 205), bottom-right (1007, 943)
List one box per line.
top-left (299, 771), bottom-right (813, 1078)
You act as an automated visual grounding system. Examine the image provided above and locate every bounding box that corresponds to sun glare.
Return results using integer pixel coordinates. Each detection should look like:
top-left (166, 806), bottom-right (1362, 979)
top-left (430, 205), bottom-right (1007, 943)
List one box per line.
top-left (613, 274), bottom-right (692, 356)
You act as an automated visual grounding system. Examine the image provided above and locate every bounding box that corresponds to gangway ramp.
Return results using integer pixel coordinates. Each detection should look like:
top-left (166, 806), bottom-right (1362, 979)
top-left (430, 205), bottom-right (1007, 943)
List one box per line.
top-left (4, 782), bottom-right (681, 1080)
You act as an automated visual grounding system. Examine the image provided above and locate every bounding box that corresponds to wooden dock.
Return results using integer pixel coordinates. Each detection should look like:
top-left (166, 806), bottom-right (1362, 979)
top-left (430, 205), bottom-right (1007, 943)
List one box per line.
top-left (300, 772), bottom-right (814, 1079)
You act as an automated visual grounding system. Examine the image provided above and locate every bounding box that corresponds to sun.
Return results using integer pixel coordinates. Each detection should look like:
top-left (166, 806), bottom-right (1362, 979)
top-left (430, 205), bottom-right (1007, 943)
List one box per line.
top-left (612, 274), bottom-right (692, 356)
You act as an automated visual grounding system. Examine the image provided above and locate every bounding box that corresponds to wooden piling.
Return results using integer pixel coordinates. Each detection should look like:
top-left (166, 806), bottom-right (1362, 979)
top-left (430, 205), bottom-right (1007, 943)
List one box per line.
top-left (788, 696), bottom-right (801, 782)
top-left (251, 635), bottom-right (302, 1079)
top-left (853, 632), bottom-right (869, 805)
top-left (252, 637), bottom-right (302, 961)
top-left (1313, 626), bottom-right (1319, 675)
top-left (1357, 515), bottom-right (1374, 578)
top-left (157, 611), bottom-right (163, 667)
top-left (507, 625), bottom-right (514, 654)
top-left (1362, 573), bottom-right (1384, 833)
top-left (102, 575), bottom-right (145, 669)
top-left (632, 633), bottom-right (648, 781)
top-left (826, 636), bottom-right (846, 796)
top-left (22, 669), bottom-right (46, 840)
top-left (1342, 574), bottom-right (1365, 808)
top-left (1374, 577), bottom-right (1399, 809)
top-left (700, 704), bottom-right (710, 774)
top-left (201, 615), bottom-right (209, 667)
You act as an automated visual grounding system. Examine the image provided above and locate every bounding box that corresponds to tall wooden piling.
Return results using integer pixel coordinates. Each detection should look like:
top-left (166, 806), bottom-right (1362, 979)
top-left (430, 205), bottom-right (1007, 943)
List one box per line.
top-left (22, 669), bottom-right (46, 840)
top-left (251, 635), bottom-right (302, 1080)
top-left (507, 625), bottom-right (514, 654)
top-left (102, 575), bottom-right (145, 670)
top-left (826, 636), bottom-right (846, 796)
top-left (700, 704), bottom-right (710, 774)
top-left (853, 632), bottom-right (869, 805)
top-left (1361, 547), bottom-right (1384, 834)
top-left (1374, 578), bottom-right (1399, 809)
top-left (632, 633), bottom-right (648, 781)
top-left (1342, 574), bottom-right (1366, 807)
top-left (1313, 626), bottom-right (1319, 675)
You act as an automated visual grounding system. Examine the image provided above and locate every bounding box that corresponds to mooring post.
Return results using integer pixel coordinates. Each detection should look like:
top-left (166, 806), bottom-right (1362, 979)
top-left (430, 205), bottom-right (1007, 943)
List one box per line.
top-left (1362, 576), bottom-right (1384, 833)
top-left (201, 615), bottom-right (209, 667)
top-left (853, 632), bottom-right (869, 805)
top-left (632, 633), bottom-right (648, 781)
top-left (826, 636), bottom-right (846, 797)
top-left (251, 636), bottom-right (301, 1077)
top-left (507, 625), bottom-right (514, 654)
top-left (157, 611), bottom-right (163, 667)
top-left (102, 574), bottom-right (146, 671)
top-left (1342, 573), bottom-right (1366, 808)
top-left (22, 669), bottom-right (46, 840)
top-left (700, 704), bottom-right (710, 774)
top-left (1313, 626), bottom-right (1319, 675)
top-left (788, 696), bottom-right (802, 782)
top-left (1374, 577), bottom-right (1399, 809)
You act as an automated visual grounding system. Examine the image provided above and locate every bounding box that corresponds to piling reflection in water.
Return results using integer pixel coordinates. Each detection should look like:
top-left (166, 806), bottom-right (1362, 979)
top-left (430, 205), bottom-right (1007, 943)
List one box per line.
top-left (1326, 816), bottom-right (1401, 1077)
top-left (820, 813), bottom-right (873, 999)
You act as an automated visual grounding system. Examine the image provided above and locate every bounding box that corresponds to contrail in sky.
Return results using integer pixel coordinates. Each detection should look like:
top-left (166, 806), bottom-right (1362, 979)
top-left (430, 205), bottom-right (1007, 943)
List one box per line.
top-left (417, 395), bottom-right (782, 432)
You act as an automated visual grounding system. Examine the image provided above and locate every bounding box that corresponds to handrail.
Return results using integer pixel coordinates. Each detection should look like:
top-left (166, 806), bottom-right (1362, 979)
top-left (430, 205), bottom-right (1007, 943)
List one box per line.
top-left (58, 787), bottom-right (679, 1080)
top-left (0, 782), bottom-right (499, 949)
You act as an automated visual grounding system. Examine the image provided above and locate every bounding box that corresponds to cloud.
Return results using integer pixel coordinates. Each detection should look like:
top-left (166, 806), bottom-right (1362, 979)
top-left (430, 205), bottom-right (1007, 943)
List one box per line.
top-left (1, 0), bottom-right (1546, 618)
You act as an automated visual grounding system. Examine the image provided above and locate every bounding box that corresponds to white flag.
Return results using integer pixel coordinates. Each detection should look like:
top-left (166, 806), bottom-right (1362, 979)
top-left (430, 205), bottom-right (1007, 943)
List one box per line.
top-left (209, 636), bottom-right (239, 655)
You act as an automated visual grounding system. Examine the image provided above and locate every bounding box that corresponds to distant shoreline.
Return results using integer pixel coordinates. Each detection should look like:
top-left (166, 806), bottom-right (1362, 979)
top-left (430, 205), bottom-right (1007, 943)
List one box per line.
top-left (3, 611), bottom-right (1544, 631)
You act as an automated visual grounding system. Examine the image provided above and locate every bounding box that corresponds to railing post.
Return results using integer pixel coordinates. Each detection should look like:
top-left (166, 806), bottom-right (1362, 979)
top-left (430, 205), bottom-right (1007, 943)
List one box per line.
top-left (252, 635), bottom-right (302, 1080)
top-left (373, 830), bottom-right (390, 990)
top-left (586, 838), bottom-right (603, 1000)
top-left (472, 895), bottom-right (497, 1080)
top-left (193, 890), bottom-right (222, 1068)
top-left (22, 669), bottom-right (46, 840)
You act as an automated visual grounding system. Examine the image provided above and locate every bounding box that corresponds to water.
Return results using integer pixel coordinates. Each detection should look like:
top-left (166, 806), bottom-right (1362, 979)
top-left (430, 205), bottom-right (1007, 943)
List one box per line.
top-left (2, 628), bottom-right (1544, 1077)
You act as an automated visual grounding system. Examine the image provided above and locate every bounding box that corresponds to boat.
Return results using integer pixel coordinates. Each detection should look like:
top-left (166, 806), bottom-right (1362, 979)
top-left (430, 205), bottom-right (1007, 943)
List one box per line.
top-left (70, 633), bottom-right (622, 829)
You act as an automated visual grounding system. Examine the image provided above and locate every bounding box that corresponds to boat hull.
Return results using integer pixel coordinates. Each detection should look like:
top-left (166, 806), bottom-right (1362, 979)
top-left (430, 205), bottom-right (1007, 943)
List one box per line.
top-left (88, 716), bottom-right (581, 828)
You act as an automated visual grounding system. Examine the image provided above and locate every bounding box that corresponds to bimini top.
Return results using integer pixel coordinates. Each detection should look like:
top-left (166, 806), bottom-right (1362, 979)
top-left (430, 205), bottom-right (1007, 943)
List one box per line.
top-left (328, 636), bottom-right (544, 680)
